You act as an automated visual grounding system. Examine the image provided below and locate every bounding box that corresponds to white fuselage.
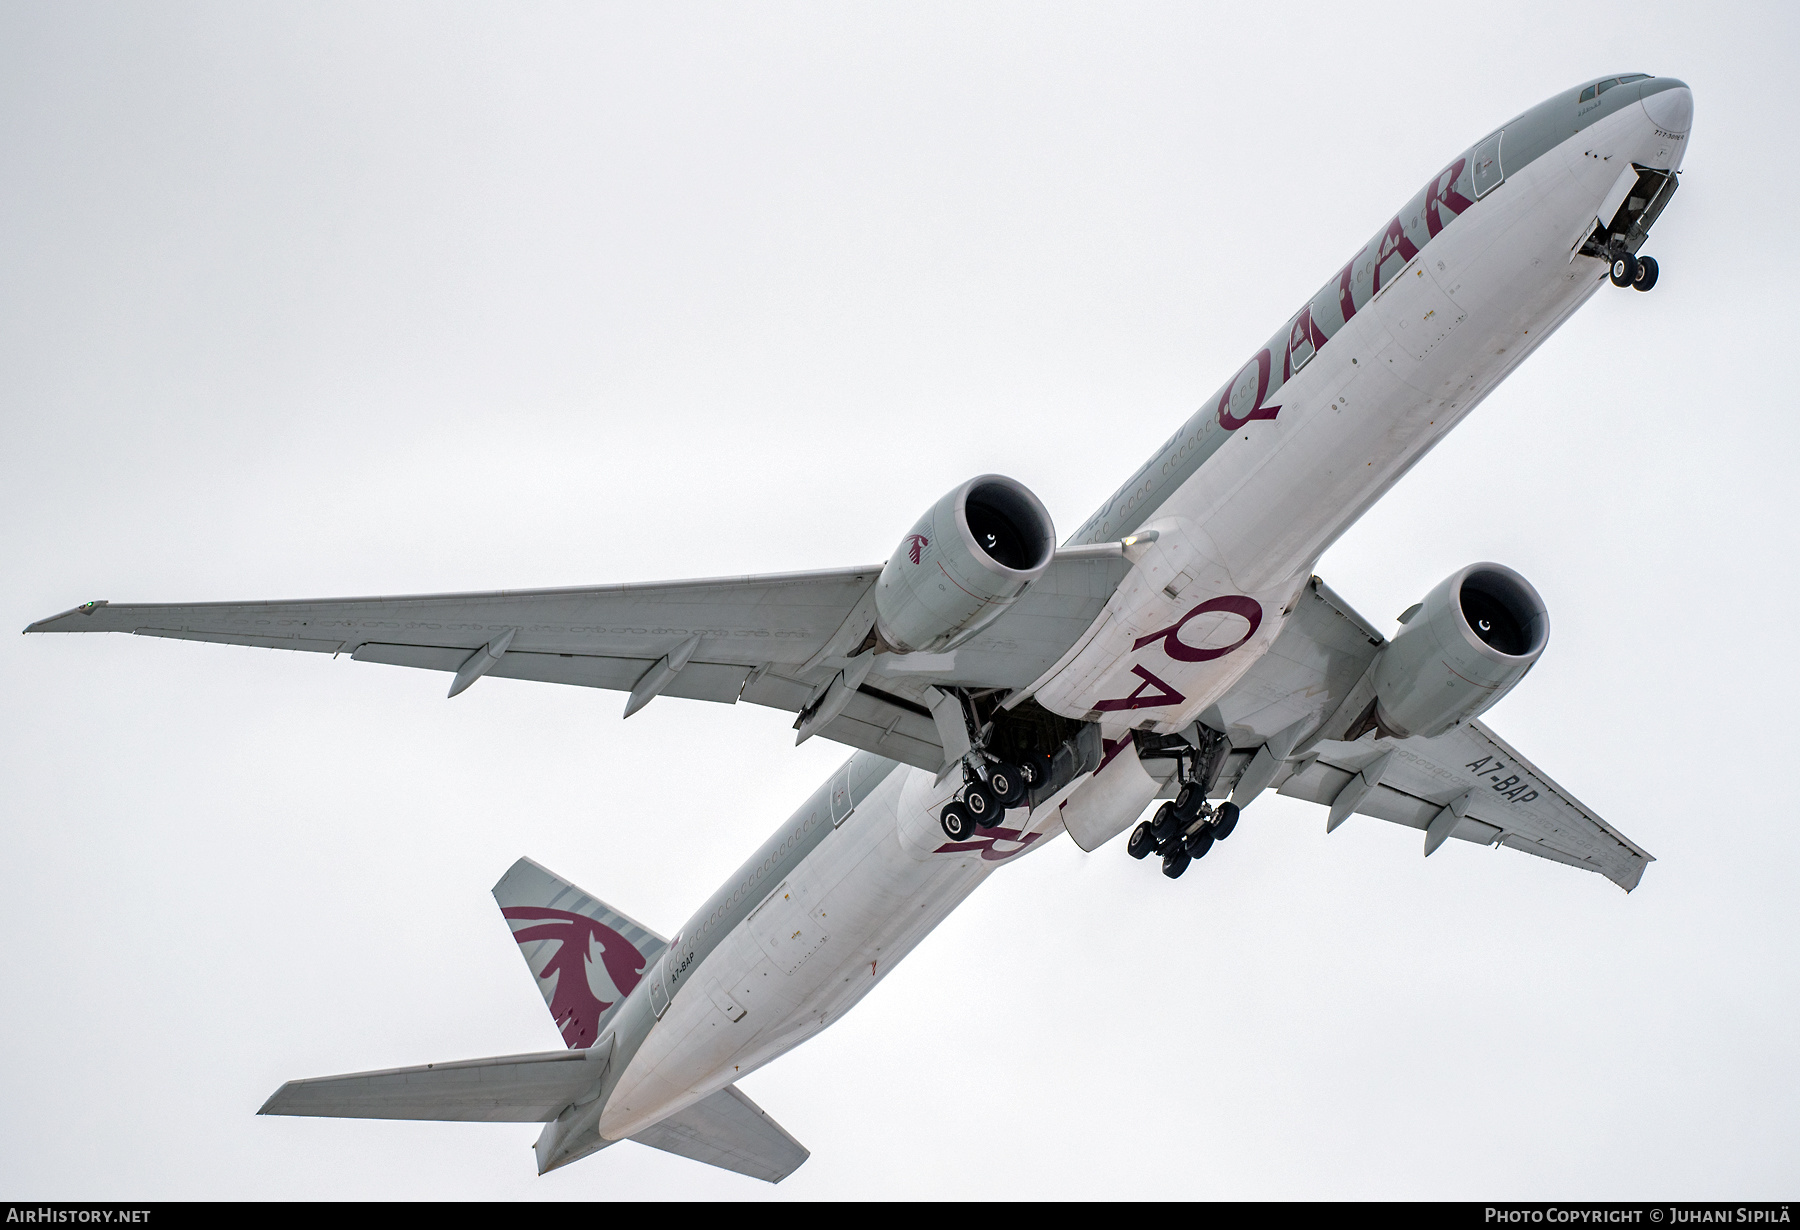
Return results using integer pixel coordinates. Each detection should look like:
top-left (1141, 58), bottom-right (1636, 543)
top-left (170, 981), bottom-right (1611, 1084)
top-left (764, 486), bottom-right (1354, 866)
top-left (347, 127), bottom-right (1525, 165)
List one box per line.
top-left (597, 97), bottom-right (1684, 1142)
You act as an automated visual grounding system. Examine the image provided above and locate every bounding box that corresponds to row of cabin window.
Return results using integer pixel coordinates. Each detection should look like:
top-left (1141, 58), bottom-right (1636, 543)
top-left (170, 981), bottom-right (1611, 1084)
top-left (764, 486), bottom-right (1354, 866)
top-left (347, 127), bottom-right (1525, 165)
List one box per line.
top-left (1580, 74), bottom-right (1653, 103)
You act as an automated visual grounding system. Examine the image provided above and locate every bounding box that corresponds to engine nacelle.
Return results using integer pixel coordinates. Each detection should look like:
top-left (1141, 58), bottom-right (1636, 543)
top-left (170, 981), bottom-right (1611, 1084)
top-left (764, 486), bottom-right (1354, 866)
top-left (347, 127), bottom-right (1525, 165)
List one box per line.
top-left (1371, 562), bottom-right (1549, 740)
top-left (875, 474), bottom-right (1056, 654)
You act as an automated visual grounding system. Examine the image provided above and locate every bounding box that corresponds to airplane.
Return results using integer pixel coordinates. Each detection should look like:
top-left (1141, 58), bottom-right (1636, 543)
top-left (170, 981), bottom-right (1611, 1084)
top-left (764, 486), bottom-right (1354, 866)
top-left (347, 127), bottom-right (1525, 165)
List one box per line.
top-left (26, 72), bottom-right (1691, 1184)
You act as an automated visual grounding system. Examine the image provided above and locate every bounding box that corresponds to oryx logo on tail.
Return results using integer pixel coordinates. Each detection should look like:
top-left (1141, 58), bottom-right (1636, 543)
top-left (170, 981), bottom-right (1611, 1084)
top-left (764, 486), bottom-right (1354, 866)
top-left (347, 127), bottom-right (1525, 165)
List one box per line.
top-left (501, 906), bottom-right (652, 1048)
top-left (491, 855), bottom-right (671, 1049)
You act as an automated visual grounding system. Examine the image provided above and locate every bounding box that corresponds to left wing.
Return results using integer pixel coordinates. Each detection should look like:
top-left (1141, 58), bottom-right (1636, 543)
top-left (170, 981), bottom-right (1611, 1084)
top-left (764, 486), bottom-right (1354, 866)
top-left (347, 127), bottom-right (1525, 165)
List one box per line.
top-left (1194, 577), bottom-right (1653, 891)
top-left (1274, 719), bottom-right (1652, 891)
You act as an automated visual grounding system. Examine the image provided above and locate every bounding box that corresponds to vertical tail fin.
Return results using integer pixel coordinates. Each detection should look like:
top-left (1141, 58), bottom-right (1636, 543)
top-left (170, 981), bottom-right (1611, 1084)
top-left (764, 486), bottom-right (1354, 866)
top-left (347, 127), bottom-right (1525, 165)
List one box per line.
top-left (492, 857), bottom-right (668, 1049)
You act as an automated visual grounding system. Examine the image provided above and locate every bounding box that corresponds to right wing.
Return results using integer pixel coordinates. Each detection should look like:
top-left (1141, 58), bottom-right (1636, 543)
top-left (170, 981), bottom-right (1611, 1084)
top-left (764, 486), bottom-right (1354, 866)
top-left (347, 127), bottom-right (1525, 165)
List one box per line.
top-left (25, 552), bottom-right (1128, 773)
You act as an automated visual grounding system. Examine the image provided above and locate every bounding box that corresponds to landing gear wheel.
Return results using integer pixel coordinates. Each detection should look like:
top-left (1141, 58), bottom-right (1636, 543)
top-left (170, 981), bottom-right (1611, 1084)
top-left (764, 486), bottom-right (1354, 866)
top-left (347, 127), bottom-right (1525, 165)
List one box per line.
top-left (1162, 847), bottom-right (1191, 879)
top-left (986, 764), bottom-right (1027, 807)
top-left (1150, 800), bottom-right (1181, 842)
top-left (1184, 827), bottom-right (1215, 861)
top-left (1128, 821), bottom-right (1157, 860)
top-left (940, 802), bottom-right (975, 841)
top-left (1017, 753), bottom-right (1049, 788)
top-left (962, 782), bottom-right (998, 826)
top-left (1610, 254), bottom-right (1640, 288)
top-left (1173, 783), bottom-right (1206, 820)
top-left (1211, 801), bottom-right (1241, 841)
top-left (1633, 254), bottom-right (1659, 291)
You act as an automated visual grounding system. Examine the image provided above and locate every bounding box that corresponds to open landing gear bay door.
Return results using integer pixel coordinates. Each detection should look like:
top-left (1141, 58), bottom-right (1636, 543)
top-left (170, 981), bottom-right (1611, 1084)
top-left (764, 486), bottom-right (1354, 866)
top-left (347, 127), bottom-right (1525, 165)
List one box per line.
top-left (25, 552), bottom-right (1127, 776)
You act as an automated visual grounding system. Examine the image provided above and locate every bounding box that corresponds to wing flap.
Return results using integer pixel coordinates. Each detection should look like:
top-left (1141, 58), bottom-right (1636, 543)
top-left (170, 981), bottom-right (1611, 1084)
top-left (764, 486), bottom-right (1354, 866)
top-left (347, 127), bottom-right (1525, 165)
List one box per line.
top-left (1278, 759), bottom-right (1504, 839)
top-left (629, 1084), bottom-right (809, 1184)
top-left (500, 656), bottom-right (748, 705)
top-left (350, 642), bottom-right (756, 704)
top-left (259, 1047), bottom-right (609, 1123)
top-left (805, 689), bottom-right (943, 771)
top-left (136, 627), bottom-right (349, 654)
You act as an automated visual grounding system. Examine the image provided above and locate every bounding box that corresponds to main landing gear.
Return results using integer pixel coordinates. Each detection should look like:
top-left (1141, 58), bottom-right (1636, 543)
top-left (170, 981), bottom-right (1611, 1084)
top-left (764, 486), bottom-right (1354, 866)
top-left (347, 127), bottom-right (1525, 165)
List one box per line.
top-left (939, 754), bottom-right (1040, 841)
top-left (1609, 252), bottom-right (1660, 292)
top-left (1128, 786), bottom-right (1242, 880)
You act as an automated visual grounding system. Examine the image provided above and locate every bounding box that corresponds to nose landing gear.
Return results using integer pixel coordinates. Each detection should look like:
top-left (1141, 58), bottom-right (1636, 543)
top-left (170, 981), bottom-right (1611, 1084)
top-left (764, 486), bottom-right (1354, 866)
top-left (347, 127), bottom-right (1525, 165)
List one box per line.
top-left (1583, 162), bottom-right (1676, 294)
top-left (1608, 251), bottom-right (1660, 291)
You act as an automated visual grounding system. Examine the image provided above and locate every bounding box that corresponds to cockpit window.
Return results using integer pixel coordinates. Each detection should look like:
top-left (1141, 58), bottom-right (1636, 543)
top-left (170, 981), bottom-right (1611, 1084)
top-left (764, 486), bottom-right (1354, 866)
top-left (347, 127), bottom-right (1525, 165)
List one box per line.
top-left (1583, 74), bottom-right (1651, 105)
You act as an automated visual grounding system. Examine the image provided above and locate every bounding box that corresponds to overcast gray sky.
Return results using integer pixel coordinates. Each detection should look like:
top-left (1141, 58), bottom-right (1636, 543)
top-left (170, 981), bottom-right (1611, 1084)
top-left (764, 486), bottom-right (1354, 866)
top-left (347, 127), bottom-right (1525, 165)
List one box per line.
top-left (4, 0), bottom-right (1796, 1200)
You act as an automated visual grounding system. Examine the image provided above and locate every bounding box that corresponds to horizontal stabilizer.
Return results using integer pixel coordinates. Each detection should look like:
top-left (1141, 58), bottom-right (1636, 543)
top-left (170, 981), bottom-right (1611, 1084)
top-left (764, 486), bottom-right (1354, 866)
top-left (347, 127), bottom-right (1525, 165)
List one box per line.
top-left (631, 1084), bottom-right (809, 1184)
top-left (259, 1045), bottom-right (610, 1123)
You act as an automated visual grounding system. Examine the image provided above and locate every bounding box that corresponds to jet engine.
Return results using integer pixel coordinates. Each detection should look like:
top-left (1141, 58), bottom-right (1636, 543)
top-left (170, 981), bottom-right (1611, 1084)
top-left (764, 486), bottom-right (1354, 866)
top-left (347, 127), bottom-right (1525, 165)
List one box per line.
top-left (1370, 562), bottom-right (1549, 740)
top-left (874, 474), bottom-right (1056, 654)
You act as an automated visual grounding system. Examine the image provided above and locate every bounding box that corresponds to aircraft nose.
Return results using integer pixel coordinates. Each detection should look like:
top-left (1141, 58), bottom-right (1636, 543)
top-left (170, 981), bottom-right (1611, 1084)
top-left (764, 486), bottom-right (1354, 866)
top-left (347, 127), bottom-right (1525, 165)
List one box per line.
top-left (1640, 79), bottom-right (1692, 133)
